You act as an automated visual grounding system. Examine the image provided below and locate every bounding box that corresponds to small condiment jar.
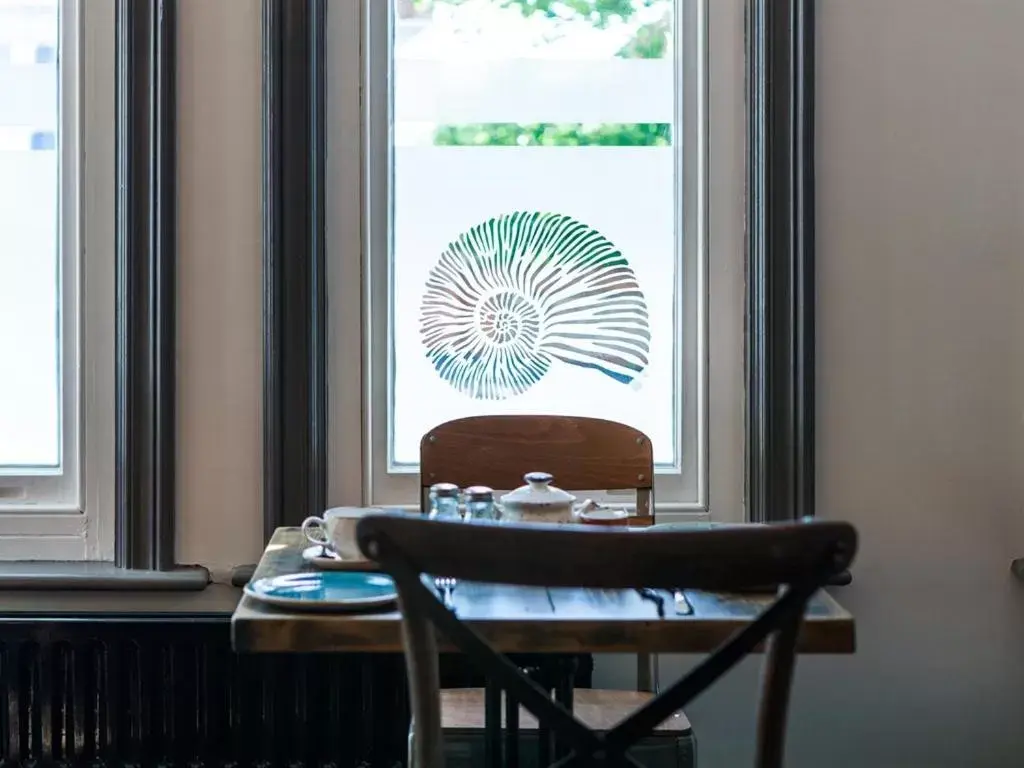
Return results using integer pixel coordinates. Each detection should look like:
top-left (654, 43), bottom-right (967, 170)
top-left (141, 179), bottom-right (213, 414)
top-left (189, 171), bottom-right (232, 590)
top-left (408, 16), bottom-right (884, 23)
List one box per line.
top-left (464, 485), bottom-right (497, 521)
top-left (428, 482), bottom-right (462, 521)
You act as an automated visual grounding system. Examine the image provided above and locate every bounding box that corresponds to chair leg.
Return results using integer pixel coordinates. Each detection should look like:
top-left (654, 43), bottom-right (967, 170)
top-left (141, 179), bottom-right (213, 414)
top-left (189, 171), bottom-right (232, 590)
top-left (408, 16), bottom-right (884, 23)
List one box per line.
top-left (401, 608), bottom-right (443, 768)
top-left (755, 618), bottom-right (801, 768)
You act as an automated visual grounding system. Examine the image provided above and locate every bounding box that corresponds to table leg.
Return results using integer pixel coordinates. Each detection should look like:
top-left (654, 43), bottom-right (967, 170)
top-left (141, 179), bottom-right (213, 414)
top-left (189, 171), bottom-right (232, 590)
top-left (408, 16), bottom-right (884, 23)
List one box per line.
top-left (485, 679), bottom-right (503, 767)
top-left (553, 656), bottom-right (577, 760)
top-left (505, 690), bottom-right (519, 767)
top-left (480, 655), bottom-right (579, 768)
top-left (537, 721), bottom-right (552, 768)
top-left (533, 662), bottom-right (554, 767)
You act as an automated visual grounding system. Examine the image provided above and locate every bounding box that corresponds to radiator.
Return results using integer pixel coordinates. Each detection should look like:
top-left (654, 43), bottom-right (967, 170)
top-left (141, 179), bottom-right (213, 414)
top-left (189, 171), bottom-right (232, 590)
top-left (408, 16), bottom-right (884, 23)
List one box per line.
top-left (0, 621), bottom-right (591, 768)
top-left (0, 621), bottom-right (410, 768)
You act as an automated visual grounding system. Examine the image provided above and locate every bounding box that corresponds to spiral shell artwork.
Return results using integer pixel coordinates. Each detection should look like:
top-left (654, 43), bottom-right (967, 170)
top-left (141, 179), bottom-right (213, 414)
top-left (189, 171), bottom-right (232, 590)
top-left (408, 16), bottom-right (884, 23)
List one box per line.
top-left (419, 211), bottom-right (651, 400)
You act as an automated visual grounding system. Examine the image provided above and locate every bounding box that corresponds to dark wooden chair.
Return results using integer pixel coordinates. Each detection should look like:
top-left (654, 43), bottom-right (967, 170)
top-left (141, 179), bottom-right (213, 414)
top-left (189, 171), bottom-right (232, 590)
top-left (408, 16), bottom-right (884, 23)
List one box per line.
top-left (421, 415), bottom-right (675, 762)
top-left (358, 515), bottom-right (857, 768)
top-left (419, 415), bottom-right (653, 523)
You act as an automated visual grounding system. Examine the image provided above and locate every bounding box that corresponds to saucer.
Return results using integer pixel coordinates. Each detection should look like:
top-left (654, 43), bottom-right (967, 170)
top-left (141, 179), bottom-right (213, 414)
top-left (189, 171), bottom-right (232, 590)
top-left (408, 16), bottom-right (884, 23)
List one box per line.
top-left (578, 507), bottom-right (630, 526)
top-left (301, 544), bottom-right (379, 572)
top-left (245, 571), bottom-right (396, 611)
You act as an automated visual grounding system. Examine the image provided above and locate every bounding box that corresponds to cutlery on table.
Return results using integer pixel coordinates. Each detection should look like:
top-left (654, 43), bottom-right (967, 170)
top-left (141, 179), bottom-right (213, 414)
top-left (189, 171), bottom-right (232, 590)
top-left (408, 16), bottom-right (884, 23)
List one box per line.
top-left (434, 577), bottom-right (457, 609)
top-left (673, 589), bottom-right (693, 616)
top-left (637, 588), bottom-right (692, 617)
top-left (636, 588), bottom-right (666, 617)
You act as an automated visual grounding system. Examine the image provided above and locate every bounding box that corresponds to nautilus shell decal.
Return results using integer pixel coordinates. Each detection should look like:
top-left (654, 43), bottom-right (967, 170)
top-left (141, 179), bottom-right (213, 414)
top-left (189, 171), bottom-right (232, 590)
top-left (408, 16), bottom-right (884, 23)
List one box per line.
top-left (419, 211), bottom-right (651, 400)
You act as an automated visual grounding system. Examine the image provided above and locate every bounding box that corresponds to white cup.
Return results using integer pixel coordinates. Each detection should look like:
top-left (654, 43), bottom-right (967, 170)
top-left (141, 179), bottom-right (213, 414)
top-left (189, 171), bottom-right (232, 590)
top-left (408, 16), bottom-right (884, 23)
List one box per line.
top-left (301, 507), bottom-right (376, 560)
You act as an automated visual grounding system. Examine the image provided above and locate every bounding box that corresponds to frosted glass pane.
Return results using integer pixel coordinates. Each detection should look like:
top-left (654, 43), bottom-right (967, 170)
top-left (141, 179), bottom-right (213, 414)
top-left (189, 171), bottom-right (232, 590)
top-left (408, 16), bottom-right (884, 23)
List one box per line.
top-left (0, 0), bottom-right (60, 468)
top-left (395, 59), bottom-right (673, 124)
top-left (389, 0), bottom-right (679, 470)
top-left (392, 147), bottom-right (677, 465)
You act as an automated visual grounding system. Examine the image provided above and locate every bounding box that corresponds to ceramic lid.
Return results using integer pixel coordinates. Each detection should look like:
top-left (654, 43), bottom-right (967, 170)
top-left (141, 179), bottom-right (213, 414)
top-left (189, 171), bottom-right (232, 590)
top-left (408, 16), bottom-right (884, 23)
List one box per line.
top-left (500, 472), bottom-right (576, 508)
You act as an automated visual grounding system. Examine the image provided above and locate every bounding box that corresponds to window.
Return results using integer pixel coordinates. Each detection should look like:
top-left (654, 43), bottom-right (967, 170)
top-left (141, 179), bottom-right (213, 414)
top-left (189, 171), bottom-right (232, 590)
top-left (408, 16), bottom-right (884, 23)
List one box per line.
top-left (327, 0), bottom-right (745, 519)
top-left (0, 0), bottom-right (114, 559)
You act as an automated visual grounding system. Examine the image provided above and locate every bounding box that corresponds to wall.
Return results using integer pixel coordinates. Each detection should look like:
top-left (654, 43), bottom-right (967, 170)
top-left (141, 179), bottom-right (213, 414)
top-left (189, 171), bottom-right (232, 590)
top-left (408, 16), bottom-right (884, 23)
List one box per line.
top-left (804, 1), bottom-right (1024, 763)
top-left (595, 1), bottom-right (1024, 766)
top-left (176, 0), bottom-right (263, 576)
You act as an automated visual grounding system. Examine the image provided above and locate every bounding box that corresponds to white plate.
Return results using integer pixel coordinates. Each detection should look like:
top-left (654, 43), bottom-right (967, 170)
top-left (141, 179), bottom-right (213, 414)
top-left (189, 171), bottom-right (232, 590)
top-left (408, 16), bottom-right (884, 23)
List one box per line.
top-left (301, 544), bottom-right (380, 572)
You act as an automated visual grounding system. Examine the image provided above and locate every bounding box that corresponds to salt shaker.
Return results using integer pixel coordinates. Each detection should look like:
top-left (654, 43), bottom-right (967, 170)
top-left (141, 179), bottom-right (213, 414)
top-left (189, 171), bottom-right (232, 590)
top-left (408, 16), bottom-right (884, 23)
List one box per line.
top-left (464, 485), bottom-right (497, 521)
top-left (428, 482), bottom-right (462, 520)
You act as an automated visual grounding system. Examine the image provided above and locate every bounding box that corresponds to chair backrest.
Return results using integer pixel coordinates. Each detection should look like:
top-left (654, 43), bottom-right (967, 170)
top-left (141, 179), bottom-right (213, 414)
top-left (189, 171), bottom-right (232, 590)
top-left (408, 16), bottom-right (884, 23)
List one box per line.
top-left (358, 515), bottom-right (857, 768)
top-left (419, 415), bottom-right (654, 519)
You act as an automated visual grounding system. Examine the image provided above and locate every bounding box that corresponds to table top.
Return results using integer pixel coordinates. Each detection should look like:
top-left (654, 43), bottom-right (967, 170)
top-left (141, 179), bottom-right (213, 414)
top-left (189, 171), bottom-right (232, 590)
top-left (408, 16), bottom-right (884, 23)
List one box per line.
top-left (231, 528), bottom-right (855, 655)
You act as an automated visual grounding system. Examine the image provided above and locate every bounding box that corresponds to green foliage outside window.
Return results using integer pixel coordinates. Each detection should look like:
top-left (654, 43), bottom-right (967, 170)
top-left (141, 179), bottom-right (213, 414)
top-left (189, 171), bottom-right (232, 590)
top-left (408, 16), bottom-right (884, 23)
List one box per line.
top-left (406, 0), bottom-right (672, 147)
top-left (410, 0), bottom-right (658, 28)
top-left (433, 122), bottom-right (671, 147)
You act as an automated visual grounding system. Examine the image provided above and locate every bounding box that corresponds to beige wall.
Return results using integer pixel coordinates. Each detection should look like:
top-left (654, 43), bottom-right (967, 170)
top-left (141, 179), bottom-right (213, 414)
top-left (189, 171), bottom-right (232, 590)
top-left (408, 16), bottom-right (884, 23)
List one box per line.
top-left (176, 0), bottom-right (263, 577)
top-left (807, 1), bottom-right (1024, 763)
top-left (595, 1), bottom-right (1024, 765)
top-left (174, 0), bottom-right (1024, 762)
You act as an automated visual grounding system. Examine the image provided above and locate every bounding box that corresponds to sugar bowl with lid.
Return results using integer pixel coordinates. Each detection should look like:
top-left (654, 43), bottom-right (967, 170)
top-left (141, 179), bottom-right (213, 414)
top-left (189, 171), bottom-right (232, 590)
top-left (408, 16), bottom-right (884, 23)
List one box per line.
top-left (499, 472), bottom-right (577, 524)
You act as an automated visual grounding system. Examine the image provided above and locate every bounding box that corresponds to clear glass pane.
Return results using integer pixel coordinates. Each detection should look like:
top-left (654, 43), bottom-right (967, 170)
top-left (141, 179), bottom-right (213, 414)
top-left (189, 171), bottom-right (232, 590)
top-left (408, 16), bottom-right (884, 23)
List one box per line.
top-left (390, 0), bottom-right (679, 469)
top-left (0, 0), bottom-right (60, 468)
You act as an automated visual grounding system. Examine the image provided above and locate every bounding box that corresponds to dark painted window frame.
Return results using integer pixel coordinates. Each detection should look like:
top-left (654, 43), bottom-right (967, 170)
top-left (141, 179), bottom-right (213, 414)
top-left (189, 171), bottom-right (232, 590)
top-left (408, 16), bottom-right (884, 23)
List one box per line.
top-left (0, 0), bottom-right (207, 590)
top-left (261, 0), bottom-right (817, 532)
top-left (747, 0), bottom-right (816, 525)
top-left (262, 0), bottom-right (328, 538)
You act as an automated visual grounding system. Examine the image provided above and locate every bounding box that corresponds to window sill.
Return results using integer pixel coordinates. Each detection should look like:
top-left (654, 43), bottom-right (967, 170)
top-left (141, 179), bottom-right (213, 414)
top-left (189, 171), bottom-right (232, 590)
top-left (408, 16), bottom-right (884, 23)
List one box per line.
top-left (0, 581), bottom-right (239, 619)
top-left (0, 562), bottom-right (210, 591)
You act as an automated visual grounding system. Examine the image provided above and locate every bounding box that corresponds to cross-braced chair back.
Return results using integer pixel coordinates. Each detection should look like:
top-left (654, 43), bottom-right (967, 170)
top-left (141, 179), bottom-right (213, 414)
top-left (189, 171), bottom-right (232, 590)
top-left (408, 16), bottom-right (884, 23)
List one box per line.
top-left (357, 515), bottom-right (857, 768)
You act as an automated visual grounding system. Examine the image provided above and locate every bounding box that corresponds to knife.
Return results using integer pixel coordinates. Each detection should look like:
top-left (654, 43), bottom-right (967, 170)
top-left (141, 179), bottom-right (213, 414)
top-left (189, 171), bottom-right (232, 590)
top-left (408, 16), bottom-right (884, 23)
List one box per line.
top-left (673, 589), bottom-right (693, 616)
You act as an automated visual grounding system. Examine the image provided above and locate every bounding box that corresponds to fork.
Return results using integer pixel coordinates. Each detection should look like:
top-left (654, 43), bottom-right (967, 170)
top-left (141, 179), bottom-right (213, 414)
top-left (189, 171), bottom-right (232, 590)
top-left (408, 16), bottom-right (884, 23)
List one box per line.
top-left (434, 577), bottom-right (457, 609)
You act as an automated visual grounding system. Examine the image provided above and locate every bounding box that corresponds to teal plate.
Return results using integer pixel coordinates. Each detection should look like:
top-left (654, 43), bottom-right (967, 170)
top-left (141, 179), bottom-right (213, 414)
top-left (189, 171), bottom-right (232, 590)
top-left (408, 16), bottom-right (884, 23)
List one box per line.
top-left (245, 571), bottom-right (397, 612)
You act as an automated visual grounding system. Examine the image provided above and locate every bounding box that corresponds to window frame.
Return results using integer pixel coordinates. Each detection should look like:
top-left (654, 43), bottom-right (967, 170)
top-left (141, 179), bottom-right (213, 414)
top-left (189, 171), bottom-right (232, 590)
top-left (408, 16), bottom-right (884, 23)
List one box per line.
top-left (261, 0), bottom-right (816, 533)
top-left (746, 0), bottom-right (816, 523)
top-left (261, 0), bottom-right (329, 538)
top-left (113, 0), bottom-right (179, 569)
top-left (0, 0), bottom-right (194, 579)
top-left (0, 0), bottom-right (114, 559)
top-left (354, 0), bottom-right (717, 514)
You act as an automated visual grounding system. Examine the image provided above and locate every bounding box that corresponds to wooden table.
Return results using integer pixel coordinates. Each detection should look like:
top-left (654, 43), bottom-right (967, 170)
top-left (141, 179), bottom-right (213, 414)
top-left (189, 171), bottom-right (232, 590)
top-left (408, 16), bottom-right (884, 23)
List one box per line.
top-left (232, 527), bottom-right (854, 765)
top-left (232, 528), bottom-right (855, 655)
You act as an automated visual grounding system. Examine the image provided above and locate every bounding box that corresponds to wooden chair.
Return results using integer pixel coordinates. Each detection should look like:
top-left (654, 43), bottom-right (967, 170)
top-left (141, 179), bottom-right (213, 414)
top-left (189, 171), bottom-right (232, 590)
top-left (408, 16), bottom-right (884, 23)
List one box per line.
top-left (358, 515), bottom-right (857, 768)
top-left (420, 415), bottom-right (682, 764)
top-left (421, 415), bottom-right (657, 666)
top-left (419, 415), bottom-right (654, 522)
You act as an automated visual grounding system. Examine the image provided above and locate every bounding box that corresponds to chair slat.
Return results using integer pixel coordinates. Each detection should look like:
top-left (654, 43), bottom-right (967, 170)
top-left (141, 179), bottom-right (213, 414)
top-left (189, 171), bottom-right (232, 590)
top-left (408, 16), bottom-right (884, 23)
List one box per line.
top-left (359, 515), bottom-right (856, 592)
